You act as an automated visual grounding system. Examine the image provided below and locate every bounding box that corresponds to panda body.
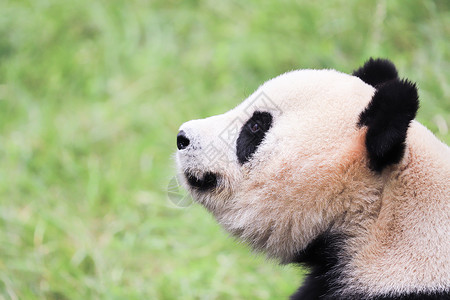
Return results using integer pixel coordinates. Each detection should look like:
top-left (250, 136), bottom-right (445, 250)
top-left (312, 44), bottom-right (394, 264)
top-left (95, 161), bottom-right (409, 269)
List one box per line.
top-left (175, 59), bottom-right (450, 299)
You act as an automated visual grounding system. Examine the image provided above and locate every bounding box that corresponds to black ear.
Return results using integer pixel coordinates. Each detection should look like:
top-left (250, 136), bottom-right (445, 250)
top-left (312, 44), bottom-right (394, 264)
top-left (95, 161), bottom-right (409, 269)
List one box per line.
top-left (358, 79), bottom-right (419, 172)
top-left (353, 58), bottom-right (399, 87)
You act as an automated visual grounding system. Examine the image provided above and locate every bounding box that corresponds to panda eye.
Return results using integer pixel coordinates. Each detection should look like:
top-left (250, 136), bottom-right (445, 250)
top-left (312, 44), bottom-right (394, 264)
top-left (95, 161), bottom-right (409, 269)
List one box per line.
top-left (250, 122), bottom-right (260, 133)
top-left (236, 111), bottom-right (273, 165)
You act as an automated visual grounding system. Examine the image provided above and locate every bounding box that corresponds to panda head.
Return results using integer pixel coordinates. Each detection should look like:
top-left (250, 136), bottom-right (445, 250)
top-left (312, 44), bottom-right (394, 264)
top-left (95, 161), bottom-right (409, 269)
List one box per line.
top-left (175, 58), bottom-right (418, 263)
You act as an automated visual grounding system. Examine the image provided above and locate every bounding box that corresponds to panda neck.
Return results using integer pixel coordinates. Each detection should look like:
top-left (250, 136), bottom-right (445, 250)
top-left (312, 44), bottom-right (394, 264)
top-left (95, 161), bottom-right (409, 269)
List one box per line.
top-left (346, 126), bottom-right (450, 297)
top-left (291, 216), bottom-right (450, 300)
top-left (291, 130), bottom-right (450, 299)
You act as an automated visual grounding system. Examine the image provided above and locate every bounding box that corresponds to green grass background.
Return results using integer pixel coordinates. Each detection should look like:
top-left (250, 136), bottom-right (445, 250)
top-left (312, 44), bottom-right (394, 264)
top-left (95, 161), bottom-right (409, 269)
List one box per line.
top-left (0, 0), bottom-right (449, 299)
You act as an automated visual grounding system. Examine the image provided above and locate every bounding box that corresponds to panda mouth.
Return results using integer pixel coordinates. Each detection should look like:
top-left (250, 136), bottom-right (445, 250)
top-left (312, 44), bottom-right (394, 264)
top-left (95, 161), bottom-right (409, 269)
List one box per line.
top-left (185, 171), bottom-right (218, 192)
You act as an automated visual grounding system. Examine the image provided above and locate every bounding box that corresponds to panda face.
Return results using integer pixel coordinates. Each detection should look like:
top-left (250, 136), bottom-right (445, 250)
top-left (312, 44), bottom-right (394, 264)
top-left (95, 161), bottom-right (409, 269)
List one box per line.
top-left (176, 69), bottom-right (378, 261)
top-left (176, 59), bottom-right (450, 298)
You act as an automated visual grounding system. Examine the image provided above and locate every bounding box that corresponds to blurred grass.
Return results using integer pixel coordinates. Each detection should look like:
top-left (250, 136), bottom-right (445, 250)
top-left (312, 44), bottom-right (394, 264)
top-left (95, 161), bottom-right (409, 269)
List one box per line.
top-left (0, 0), bottom-right (448, 299)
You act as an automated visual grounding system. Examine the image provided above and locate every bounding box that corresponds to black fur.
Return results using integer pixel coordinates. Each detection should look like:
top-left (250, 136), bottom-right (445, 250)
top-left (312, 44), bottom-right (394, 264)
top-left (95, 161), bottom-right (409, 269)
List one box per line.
top-left (357, 79), bottom-right (419, 172)
top-left (290, 232), bottom-right (450, 300)
top-left (358, 291), bottom-right (450, 300)
top-left (185, 171), bottom-right (217, 191)
top-left (236, 111), bottom-right (273, 164)
top-left (291, 286), bottom-right (450, 300)
top-left (290, 231), bottom-right (348, 299)
top-left (353, 58), bottom-right (399, 87)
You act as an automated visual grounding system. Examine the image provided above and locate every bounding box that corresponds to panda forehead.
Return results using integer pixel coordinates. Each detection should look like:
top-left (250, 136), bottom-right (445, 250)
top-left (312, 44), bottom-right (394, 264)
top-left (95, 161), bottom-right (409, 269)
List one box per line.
top-left (267, 68), bottom-right (359, 88)
top-left (232, 69), bottom-right (374, 125)
top-left (237, 69), bottom-right (372, 113)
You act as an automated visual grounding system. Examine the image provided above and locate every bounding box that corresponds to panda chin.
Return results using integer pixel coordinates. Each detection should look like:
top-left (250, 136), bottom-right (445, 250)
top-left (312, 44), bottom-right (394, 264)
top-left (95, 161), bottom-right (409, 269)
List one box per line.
top-left (185, 171), bottom-right (218, 192)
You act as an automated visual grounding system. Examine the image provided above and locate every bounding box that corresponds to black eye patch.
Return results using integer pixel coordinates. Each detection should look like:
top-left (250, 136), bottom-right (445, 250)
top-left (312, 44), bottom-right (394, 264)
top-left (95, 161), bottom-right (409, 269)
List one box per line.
top-left (236, 111), bottom-right (273, 165)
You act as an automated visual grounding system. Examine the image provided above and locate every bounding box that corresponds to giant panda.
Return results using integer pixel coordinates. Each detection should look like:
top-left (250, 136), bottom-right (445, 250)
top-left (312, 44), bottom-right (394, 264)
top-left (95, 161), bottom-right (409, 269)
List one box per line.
top-left (175, 58), bottom-right (450, 300)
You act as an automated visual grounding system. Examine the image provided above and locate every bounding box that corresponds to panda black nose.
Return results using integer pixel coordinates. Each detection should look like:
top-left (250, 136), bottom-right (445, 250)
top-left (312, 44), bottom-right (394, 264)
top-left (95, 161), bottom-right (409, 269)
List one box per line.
top-left (177, 130), bottom-right (190, 150)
